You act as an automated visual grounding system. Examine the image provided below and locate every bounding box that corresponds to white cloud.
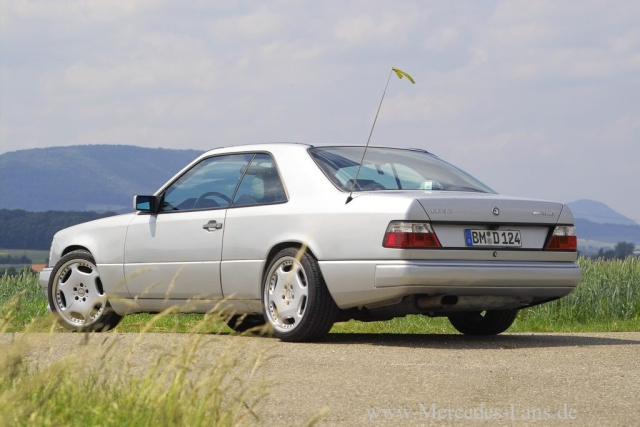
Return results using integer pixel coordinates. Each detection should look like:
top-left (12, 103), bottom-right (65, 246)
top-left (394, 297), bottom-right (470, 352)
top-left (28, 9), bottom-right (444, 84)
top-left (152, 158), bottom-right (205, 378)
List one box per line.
top-left (334, 14), bottom-right (409, 46)
top-left (209, 8), bottom-right (288, 40)
top-left (423, 28), bottom-right (460, 52)
top-left (610, 28), bottom-right (640, 54)
top-left (331, 1), bottom-right (424, 48)
top-left (47, 31), bottom-right (223, 94)
top-left (382, 91), bottom-right (474, 123)
top-left (1, 0), bottom-right (640, 221)
top-left (1, 0), bottom-right (142, 26)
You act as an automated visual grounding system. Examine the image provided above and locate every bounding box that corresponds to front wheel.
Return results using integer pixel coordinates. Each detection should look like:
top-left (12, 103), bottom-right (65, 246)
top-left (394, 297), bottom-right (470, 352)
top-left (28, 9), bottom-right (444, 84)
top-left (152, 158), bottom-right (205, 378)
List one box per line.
top-left (448, 309), bottom-right (518, 335)
top-left (262, 248), bottom-right (337, 342)
top-left (48, 250), bottom-right (122, 332)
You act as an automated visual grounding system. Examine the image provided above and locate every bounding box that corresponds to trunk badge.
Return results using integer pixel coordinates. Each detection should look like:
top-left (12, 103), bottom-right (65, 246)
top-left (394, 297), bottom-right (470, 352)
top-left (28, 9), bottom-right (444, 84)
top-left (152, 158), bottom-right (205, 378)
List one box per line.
top-left (532, 211), bottom-right (555, 216)
top-left (492, 207), bottom-right (500, 216)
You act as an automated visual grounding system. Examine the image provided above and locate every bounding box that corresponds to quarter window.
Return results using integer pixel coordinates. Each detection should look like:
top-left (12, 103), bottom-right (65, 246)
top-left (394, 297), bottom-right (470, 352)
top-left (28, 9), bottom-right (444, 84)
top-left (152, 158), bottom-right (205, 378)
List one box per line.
top-left (232, 153), bottom-right (287, 207)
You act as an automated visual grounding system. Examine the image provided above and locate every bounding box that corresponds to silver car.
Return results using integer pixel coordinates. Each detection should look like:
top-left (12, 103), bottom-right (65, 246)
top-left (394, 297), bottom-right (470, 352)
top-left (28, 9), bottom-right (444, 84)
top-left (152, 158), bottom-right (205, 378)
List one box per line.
top-left (39, 143), bottom-right (582, 341)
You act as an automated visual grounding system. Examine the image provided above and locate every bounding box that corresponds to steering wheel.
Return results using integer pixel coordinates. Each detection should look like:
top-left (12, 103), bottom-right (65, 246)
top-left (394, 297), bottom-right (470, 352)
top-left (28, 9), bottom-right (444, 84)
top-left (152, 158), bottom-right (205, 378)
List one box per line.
top-left (195, 191), bottom-right (232, 207)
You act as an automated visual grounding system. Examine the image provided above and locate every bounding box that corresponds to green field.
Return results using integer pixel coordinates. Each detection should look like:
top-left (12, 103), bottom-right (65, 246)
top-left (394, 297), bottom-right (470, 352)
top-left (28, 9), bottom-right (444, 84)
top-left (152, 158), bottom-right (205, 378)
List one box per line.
top-left (0, 248), bottom-right (49, 264)
top-left (2, 257), bottom-right (639, 334)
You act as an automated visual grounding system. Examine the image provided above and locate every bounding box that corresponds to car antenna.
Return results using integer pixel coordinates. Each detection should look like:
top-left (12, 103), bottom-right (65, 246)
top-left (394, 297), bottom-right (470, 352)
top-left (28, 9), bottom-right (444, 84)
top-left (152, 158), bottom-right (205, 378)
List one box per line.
top-left (346, 67), bottom-right (415, 204)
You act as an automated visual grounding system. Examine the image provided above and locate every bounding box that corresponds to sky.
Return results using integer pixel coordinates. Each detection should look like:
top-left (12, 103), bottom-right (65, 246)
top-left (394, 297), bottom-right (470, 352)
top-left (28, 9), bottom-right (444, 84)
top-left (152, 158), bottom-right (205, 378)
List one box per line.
top-left (1, 1), bottom-right (639, 222)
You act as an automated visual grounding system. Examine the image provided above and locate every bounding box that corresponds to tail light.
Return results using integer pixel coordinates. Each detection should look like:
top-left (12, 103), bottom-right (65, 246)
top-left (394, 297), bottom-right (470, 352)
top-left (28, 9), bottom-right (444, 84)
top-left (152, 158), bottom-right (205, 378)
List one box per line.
top-left (545, 226), bottom-right (577, 251)
top-left (383, 221), bottom-right (442, 249)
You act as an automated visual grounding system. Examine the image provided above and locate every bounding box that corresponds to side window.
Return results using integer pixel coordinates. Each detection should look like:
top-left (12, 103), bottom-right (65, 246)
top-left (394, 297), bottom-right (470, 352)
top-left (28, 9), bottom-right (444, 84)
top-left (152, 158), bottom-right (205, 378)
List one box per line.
top-left (160, 154), bottom-right (253, 212)
top-left (232, 153), bottom-right (287, 207)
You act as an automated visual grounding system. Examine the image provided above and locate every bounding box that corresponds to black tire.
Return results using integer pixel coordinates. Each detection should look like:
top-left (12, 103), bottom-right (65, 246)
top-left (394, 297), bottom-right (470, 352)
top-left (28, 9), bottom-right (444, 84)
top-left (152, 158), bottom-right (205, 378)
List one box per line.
top-left (225, 314), bottom-right (266, 333)
top-left (48, 249), bottom-right (123, 332)
top-left (262, 248), bottom-right (338, 342)
top-left (448, 309), bottom-right (518, 335)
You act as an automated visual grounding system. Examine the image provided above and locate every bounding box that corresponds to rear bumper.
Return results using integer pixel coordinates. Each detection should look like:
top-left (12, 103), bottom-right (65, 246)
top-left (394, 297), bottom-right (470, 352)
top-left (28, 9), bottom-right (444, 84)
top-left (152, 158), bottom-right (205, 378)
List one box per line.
top-left (319, 260), bottom-right (582, 309)
top-left (375, 261), bottom-right (581, 289)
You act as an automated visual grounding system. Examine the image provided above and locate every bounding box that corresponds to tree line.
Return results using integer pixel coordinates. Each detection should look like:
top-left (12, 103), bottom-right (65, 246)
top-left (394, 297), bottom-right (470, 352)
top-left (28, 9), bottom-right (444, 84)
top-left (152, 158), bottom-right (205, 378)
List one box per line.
top-left (0, 254), bottom-right (32, 265)
top-left (0, 209), bottom-right (116, 250)
top-left (591, 241), bottom-right (636, 260)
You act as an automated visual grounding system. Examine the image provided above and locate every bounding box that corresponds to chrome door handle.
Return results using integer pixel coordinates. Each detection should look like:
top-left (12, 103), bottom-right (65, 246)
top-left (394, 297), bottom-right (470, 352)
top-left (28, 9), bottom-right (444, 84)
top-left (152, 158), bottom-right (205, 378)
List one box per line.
top-left (203, 220), bottom-right (223, 231)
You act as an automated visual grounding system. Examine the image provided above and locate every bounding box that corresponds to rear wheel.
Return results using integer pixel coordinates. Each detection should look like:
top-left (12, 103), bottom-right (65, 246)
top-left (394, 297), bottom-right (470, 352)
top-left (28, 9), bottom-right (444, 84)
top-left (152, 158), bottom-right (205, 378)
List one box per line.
top-left (448, 309), bottom-right (518, 335)
top-left (262, 248), bottom-right (337, 342)
top-left (48, 250), bottom-right (122, 332)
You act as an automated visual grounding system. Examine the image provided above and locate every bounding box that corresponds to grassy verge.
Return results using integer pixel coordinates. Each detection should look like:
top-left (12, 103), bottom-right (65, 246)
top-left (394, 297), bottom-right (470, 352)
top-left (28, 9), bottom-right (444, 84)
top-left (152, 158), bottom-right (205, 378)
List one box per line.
top-left (1, 257), bottom-right (639, 334)
top-left (0, 313), bottom-right (269, 426)
top-left (513, 257), bottom-right (639, 332)
top-left (0, 269), bottom-right (51, 332)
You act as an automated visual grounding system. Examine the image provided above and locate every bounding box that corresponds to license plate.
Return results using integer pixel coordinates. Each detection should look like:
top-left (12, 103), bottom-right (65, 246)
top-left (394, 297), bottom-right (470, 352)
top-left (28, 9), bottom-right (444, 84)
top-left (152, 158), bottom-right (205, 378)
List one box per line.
top-left (465, 229), bottom-right (522, 247)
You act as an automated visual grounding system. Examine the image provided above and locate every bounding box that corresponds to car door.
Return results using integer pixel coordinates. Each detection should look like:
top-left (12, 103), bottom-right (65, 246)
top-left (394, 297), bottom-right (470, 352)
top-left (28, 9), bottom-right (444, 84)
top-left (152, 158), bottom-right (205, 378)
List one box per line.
top-left (220, 153), bottom-right (289, 300)
top-left (123, 153), bottom-right (254, 299)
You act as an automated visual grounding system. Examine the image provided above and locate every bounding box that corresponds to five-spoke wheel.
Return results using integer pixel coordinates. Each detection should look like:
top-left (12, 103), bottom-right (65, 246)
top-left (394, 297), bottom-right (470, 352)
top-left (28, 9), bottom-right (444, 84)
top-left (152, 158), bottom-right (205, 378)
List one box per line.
top-left (262, 248), bottom-right (337, 342)
top-left (48, 250), bottom-right (122, 332)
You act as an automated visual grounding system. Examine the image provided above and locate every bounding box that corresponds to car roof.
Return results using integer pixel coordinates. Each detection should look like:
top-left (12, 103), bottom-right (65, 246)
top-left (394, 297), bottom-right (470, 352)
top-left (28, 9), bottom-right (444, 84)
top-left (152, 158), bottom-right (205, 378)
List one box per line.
top-left (203, 142), bottom-right (312, 153)
top-left (201, 142), bottom-right (432, 155)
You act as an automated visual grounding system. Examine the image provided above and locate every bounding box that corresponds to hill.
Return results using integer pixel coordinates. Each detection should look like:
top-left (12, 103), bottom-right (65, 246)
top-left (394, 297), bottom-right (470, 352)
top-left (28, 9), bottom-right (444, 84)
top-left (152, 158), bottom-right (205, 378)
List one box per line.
top-left (567, 199), bottom-right (639, 253)
top-left (0, 145), bottom-right (203, 212)
top-left (1, 145), bottom-right (638, 251)
top-left (575, 218), bottom-right (640, 247)
top-left (568, 199), bottom-right (637, 226)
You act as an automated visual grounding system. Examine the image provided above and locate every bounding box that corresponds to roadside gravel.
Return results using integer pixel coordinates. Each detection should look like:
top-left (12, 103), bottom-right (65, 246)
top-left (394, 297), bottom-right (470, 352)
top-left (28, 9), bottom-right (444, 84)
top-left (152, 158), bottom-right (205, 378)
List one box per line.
top-left (2, 332), bottom-right (639, 425)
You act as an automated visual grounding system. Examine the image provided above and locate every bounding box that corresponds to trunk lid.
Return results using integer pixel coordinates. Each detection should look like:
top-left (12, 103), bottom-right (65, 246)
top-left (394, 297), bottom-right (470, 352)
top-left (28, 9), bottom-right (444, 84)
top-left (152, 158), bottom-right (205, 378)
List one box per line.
top-left (416, 192), bottom-right (563, 225)
top-left (415, 192), bottom-right (564, 250)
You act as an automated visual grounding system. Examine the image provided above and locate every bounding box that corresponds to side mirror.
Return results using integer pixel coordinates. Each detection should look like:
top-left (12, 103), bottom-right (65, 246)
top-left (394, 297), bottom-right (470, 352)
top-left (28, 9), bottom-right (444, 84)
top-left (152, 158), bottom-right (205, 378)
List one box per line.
top-left (134, 195), bottom-right (161, 213)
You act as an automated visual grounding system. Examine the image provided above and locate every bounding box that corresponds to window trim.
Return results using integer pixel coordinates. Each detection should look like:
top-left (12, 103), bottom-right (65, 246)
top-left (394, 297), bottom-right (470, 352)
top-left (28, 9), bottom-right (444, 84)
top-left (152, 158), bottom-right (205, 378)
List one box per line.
top-left (154, 151), bottom-right (289, 214)
top-left (307, 146), bottom-right (495, 194)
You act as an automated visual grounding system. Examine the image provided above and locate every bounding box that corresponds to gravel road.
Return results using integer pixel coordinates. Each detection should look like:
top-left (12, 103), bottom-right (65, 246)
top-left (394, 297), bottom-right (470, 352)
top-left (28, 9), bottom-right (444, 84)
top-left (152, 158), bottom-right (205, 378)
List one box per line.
top-left (3, 332), bottom-right (639, 425)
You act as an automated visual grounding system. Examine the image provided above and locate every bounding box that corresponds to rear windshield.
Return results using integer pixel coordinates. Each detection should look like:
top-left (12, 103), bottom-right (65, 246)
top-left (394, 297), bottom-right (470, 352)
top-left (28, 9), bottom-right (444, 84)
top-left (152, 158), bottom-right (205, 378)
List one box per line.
top-left (309, 147), bottom-right (494, 193)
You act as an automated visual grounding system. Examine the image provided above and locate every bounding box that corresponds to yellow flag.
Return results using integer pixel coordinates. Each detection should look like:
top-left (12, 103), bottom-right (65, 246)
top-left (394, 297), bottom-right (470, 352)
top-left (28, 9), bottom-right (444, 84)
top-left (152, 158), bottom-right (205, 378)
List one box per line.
top-left (392, 68), bottom-right (415, 84)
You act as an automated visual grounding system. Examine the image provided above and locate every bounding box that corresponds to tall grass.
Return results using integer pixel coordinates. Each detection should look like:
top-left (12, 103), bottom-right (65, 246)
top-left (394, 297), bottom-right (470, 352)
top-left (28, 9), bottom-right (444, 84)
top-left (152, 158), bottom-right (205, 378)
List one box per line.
top-left (1, 258), bottom-right (639, 334)
top-left (515, 257), bottom-right (640, 331)
top-left (0, 308), bottom-right (270, 425)
top-left (0, 268), bottom-right (49, 331)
